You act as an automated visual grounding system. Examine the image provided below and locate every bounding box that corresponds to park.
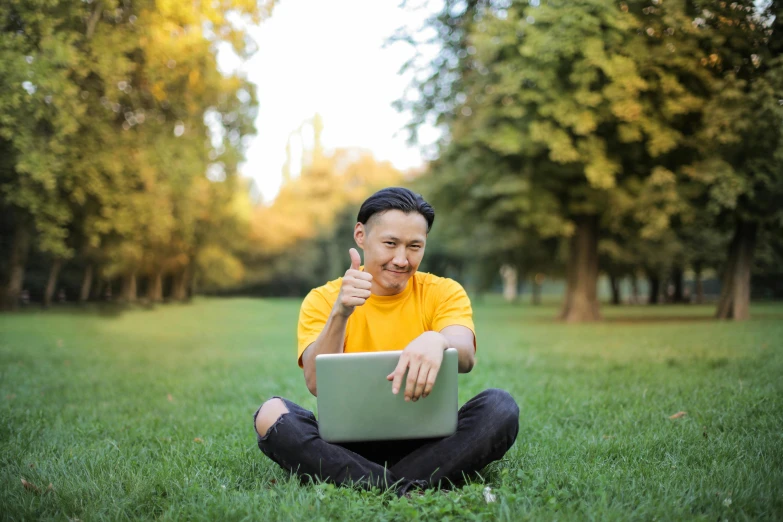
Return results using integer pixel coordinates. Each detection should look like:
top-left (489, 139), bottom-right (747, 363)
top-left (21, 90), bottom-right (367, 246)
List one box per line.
top-left (2, 0), bottom-right (783, 520)
top-left (1, 299), bottom-right (782, 519)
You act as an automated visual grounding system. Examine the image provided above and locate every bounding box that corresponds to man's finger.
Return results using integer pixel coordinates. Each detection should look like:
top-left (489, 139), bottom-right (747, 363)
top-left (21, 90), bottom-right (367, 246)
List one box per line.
top-left (347, 288), bottom-right (371, 299)
top-left (389, 355), bottom-right (409, 394)
top-left (404, 360), bottom-right (421, 402)
top-left (349, 278), bottom-right (372, 290)
top-left (342, 296), bottom-right (367, 308)
top-left (353, 271), bottom-right (373, 282)
top-left (422, 366), bottom-right (439, 398)
top-left (349, 248), bottom-right (361, 270)
top-left (412, 363), bottom-right (429, 401)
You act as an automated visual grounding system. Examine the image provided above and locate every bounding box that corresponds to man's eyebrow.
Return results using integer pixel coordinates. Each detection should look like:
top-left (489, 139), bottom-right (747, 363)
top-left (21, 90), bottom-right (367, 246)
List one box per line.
top-left (381, 235), bottom-right (424, 244)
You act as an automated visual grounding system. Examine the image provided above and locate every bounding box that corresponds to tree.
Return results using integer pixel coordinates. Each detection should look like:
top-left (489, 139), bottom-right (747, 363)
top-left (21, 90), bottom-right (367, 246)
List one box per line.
top-left (412, 160), bottom-right (562, 302)
top-left (0, 0), bottom-right (270, 308)
top-left (682, 0), bottom-right (783, 319)
top-left (0, 0), bottom-right (88, 308)
top-left (243, 145), bottom-right (404, 294)
top-left (397, 0), bottom-right (715, 321)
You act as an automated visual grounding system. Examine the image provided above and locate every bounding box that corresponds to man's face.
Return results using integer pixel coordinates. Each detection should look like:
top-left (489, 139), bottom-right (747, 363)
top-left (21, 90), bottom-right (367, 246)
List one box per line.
top-left (354, 209), bottom-right (428, 296)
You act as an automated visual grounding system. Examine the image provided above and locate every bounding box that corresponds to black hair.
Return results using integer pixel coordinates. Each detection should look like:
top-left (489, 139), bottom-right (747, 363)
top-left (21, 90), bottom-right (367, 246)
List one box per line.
top-left (357, 187), bottom-right (435, 232)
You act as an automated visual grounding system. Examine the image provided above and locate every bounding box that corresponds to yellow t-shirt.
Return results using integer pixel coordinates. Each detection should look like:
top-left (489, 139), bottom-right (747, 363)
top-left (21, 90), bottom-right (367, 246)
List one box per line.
top-left (297, 271), bottom-right (476, 367)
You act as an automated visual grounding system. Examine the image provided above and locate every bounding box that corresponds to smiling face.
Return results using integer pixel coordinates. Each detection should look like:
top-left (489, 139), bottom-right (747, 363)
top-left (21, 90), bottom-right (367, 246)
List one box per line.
top-left (354, 209), bottom-right (428, 296)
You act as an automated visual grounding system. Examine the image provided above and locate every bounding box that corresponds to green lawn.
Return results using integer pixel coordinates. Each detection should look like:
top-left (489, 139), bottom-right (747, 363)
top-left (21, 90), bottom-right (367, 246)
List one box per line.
top-left (1, 298), bottom-right (782, 521)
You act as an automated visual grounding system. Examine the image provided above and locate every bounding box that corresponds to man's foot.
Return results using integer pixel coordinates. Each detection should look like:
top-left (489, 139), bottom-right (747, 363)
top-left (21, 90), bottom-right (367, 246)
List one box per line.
top-left (396, 479), bottom-right (429, 498)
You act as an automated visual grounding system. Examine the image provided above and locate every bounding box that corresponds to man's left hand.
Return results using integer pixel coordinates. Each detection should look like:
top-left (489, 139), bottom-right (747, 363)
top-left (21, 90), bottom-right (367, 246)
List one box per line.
top-left (386, 331), bottom-right (447, 402)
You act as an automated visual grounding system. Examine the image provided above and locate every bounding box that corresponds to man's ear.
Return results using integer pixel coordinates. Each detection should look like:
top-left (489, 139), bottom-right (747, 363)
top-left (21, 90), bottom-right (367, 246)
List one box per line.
top-left (354, 222), bottom-right (365, 248)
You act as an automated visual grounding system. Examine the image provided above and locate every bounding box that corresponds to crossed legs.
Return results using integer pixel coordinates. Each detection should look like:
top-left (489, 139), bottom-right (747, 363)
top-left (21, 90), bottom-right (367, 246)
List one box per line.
top-left (253, 389), bottom-right (519, 494)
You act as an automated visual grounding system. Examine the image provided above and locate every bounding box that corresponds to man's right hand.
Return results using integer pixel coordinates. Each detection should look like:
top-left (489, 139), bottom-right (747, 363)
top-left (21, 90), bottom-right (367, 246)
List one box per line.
top-left (334, 248), bottom-right (373, 317)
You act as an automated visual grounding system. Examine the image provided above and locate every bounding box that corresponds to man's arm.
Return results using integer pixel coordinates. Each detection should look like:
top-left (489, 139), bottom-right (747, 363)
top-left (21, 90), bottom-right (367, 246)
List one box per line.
top-left (440, 324), bottom-right (476, 373)
top-left (387, 274), bottom-right (477, 401)
top-left (386, 325), bottom-right (476, 402)
top-left (301, 311), bottom-right (349, 396)
top-left (301, 248), bottom-right (372, 396)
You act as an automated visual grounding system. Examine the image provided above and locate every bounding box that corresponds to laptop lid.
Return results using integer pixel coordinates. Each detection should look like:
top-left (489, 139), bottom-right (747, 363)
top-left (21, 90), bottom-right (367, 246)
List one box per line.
top-left (316, 348), bottom-right (459, 443)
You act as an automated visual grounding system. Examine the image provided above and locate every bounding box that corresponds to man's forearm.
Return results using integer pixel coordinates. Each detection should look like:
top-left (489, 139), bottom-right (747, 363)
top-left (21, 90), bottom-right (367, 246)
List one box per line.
top-left (439, 328), bottom-right (476, 373)
top-left (301, 310), bottom-right (349, 395)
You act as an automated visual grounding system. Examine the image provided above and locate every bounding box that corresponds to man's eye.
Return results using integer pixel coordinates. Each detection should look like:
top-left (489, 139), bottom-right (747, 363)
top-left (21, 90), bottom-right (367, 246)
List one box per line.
top-left (385, 242), bottom-right (395, 246)
top-left (410, 245), bottom-right (421, 249)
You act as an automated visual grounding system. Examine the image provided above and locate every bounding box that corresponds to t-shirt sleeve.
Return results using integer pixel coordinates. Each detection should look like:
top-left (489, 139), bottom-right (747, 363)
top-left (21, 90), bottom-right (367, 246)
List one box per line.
top-left (297, 289), bottom-right (333, 368)
top-left (431, 279), bottom-right (476, 349)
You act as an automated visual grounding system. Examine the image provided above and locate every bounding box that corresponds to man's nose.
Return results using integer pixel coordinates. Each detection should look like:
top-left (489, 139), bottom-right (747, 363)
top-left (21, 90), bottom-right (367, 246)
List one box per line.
top-left (392, 249), bottom-right (409, 268)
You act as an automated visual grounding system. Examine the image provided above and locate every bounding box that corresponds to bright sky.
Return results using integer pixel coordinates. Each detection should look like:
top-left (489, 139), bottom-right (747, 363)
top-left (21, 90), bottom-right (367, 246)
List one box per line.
top-left (219, 0), bottom-right (439, 204)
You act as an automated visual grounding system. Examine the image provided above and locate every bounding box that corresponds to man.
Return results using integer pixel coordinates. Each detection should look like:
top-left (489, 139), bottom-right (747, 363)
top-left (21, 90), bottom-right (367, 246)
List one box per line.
top-left (253, 187), bottom-right (519, 496)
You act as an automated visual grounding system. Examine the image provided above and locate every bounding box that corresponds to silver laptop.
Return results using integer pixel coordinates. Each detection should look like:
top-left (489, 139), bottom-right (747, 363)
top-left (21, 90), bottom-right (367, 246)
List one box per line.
top-left (316, 348), bottom-right (458, 443)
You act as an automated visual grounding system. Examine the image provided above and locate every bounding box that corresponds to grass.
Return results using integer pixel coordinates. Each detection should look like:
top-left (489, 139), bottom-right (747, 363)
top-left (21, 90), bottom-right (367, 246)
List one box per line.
top-left (1, 297), bottom-right (782, 521)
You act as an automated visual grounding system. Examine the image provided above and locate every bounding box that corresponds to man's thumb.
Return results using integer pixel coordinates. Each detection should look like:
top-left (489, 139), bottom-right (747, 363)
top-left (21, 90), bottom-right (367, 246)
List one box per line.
top-left (349, 248), bottom-right (361, 270)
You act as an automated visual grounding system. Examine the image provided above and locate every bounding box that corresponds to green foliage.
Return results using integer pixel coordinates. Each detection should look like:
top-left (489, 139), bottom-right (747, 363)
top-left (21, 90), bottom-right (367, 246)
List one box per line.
top-left (0, 0), bottom-right (270, 298)
top-left (0, 0), bottom-right (87, 258)
top-left (684, 0), bottom-right (783, 225)
top-left (401, 0), bottom-right (714, 234)
top-left (396, 0), bottom-right (783, 315)
top-left (1, 299), bottom-right (782, 519)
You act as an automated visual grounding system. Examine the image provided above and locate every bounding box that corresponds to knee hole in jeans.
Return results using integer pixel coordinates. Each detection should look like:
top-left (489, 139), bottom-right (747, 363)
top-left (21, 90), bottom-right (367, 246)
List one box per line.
top-left (255, 398), bottom-right (289, 438)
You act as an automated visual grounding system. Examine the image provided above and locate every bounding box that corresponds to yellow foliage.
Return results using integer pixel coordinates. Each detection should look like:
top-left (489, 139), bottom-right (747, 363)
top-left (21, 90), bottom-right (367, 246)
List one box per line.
top-left (188, 69), bottom-right (201, 88)
top-left (579, 138), bottom-right (616, 189)
top-left (196, 245), bottom-right (245, 287)
top-left (617, 123), bottom-right (642, 142)
top-left (574, 111), bottom-right (597, 135)
top-left (249, 149), bottom-right (404, 254)
top-left (611, 99), bottom-right (643, 122)
top-left (649, 166), bottom-right (676, 186)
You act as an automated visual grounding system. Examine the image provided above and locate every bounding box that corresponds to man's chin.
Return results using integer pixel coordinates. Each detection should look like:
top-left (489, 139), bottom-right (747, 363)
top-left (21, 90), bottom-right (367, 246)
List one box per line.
top-left (382, 273), bottom-right (410, 291)
top-left (383, 280), bottom-right (403, 290)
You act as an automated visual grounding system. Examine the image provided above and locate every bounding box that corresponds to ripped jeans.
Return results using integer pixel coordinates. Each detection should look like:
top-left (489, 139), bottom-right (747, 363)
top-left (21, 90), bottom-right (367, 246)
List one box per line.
top-left (253, 388), bottom-right (520, 495)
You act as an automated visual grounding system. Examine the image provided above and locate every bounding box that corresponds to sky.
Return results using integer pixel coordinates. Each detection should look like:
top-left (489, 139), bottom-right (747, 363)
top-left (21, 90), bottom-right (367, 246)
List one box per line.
top-left (219, 0), bottom-right (439, 204)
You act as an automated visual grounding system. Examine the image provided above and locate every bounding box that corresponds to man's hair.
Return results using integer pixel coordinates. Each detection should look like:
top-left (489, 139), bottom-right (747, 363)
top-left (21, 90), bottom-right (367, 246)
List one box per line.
top-left (357, 187), bottom-right (435, 233)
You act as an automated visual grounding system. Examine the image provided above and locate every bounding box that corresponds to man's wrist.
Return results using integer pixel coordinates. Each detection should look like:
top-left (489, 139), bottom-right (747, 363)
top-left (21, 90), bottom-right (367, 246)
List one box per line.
top-left (330, 304), bottom-right (351, 321)
top-left (429, 331), bottom-right (449, 350)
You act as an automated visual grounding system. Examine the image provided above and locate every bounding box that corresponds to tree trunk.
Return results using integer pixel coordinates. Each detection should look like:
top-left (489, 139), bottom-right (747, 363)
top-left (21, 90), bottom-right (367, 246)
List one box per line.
top-left (43, 258), bottom-right (63, 308)
top-left (630, 275), bottom-right (640, 304)
top-left (694, 261), bottom-right (704, 304)
top-left (93, 276), bottom-right (106, 301)
top-left (559, 215), bottom-right (601, 322)
top-left (2, 220), bottom-right (31, 310)
top-left (716, 220), bottom-right (758, 320)
top-left (172, 271), bottom-right (184, 301)
top-left (531, 275), bottom-right (542, 306)
top-left (80, 264), bottom-right (93, 303)
top-left (183, 264), bottom-right (193, 300)
top-left (499, 264), bottom-right (518, 303)
top-left (671, 265), bottom-right (685, 303)
top-left (148, 270), bottom-right (163, 302)
top-left (121, 272), bottom-right (137, 302)
top-left (172, 266), bottom-right (191, 301)
top-left (648, 273), bottom-right (660, 304)
top-left (609, 274), bottom-right (621, 305)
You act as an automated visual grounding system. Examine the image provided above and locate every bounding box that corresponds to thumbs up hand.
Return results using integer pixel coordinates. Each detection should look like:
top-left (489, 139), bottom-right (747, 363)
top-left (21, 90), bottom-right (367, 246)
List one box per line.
top-left (348, 247), bottom-right (361, 271)
top-left (334, 248), bottom-right (373, 317)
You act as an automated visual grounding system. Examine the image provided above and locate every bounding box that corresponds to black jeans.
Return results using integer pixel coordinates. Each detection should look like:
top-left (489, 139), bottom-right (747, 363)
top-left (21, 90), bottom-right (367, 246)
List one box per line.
top-left (254, 388), bottom-right (520, 495)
